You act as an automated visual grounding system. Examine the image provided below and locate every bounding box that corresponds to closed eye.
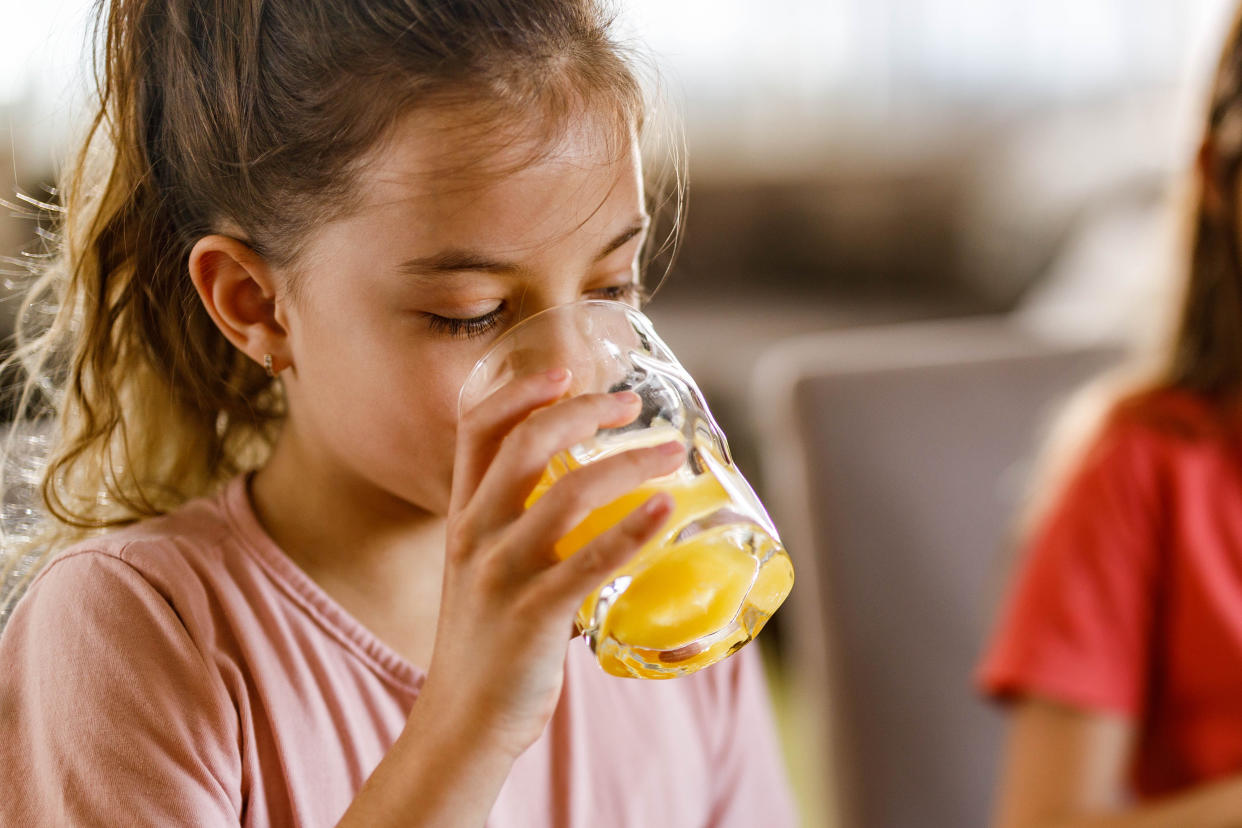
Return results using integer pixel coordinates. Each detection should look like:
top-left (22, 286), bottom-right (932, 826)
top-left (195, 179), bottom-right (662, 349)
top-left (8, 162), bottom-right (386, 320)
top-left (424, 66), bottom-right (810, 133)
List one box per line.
top-left (423, 306), bottom-right (506, 339)
top-left (422, 283), bottom-right (649, 339)
top-left (592, 283), bottom-right (650, 305)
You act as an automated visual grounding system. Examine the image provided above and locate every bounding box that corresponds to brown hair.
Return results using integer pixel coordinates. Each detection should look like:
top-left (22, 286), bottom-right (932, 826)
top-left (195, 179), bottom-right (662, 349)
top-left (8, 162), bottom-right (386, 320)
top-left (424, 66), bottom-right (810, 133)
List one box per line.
top-left (1167, 5), bottom-right (1242, 396)
top-left (1012, 5), bottom-right (1242, 541)
top-left (0, 0), bottom-right (682, 622)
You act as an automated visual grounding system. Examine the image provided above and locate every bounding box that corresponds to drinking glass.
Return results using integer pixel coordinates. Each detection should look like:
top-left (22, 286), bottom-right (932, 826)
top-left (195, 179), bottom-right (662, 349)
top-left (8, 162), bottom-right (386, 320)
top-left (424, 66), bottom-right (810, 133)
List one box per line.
top-left (458, 299), bottom-right (794, 679)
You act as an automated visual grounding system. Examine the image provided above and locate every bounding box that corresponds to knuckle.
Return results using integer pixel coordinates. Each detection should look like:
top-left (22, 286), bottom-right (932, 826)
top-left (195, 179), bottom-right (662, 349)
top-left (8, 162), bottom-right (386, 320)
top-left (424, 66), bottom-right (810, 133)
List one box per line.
top-left (575, 540), bottom-right (606, 574)
top-left (626, 499), bottom-right (663, 534)
top-left (503, 420), bottom-right (544, 458)
top-left (475, 547), bottom-right (512, 589)
top-left (622, 513), bottom-right (651, 541)
top-left (621, 448), bottom-right (651, 475)
top-left (509, 588), bottom-right (540, 619)
top-left (606, 523), bottom-right (642, 558)
top-left (617, 445), bottom-right (666, 479)
top-left (596, 396), bottom-right (632, 422)
top-left (513, 583), bottom-right (563, 624)
top-left (568, 393), bottom-right (611, 424)
top-left (554, 479), bottom-right (590, 514)
top-left (445, 516), bottom-right (477, 560)
top-left (519, 402), bottom-right (551, 428)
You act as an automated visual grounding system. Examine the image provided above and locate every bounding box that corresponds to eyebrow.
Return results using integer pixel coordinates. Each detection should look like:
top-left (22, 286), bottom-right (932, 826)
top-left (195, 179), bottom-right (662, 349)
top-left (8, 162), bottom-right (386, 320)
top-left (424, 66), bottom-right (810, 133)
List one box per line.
top-left (396, 215), bottom-right (650, 277)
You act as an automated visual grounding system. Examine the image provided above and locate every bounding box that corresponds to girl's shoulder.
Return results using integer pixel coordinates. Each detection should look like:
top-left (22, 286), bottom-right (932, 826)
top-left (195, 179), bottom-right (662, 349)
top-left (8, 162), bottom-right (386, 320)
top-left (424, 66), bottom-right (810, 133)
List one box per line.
top-left (0, 485), bottom-right (249, 826)
top-left (43, 478), bottom-right (238, 583)
top-left (1110, 386), bottom-right (1229, 437)
top-left (1055, 385), bottom-right (1242, 507)
top-left (15, 475), bottom-right (252, 639)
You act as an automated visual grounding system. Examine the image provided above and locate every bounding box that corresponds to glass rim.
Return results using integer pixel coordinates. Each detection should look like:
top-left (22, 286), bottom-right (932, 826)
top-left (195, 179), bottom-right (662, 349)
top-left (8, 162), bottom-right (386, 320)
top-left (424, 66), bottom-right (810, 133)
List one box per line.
top-left (456, 298), bottom-right (648, 418)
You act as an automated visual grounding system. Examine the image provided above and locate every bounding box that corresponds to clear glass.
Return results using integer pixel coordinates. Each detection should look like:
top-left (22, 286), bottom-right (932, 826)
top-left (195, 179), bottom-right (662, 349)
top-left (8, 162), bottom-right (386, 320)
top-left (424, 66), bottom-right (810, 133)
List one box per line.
top-left (458, 299), bottom-right (794, 679)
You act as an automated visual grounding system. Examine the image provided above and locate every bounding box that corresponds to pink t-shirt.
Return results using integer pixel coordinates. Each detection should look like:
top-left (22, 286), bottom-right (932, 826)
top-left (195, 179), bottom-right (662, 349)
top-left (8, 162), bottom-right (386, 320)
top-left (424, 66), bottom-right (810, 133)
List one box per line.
top-left (0, 471), bottom-right (795, 827)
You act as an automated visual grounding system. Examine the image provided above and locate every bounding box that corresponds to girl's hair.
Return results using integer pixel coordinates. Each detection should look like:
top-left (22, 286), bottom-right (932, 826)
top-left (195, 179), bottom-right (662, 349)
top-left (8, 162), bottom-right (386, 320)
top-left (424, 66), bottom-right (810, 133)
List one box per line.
top-left (1013, 4), bottom-right (1242, 541)
top-left (0, 0), bottom-right (683, 625)
top-left (1169, 4), bottom-right (1242, 396)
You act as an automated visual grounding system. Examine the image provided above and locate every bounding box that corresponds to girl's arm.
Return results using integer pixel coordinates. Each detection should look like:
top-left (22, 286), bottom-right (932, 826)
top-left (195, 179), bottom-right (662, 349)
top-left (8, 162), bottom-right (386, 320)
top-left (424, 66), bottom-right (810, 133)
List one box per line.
top-left (995, 697), bottom-right (1242, 828)
top-left (332, 706), bottom-right (517, 827)
top-left (335, 370), bottom-right (685, 827)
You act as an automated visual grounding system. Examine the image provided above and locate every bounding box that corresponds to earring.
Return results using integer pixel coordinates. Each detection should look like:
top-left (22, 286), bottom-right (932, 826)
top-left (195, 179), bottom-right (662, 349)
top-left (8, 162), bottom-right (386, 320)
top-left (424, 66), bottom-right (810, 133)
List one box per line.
top-left (263, 353), bottom-right (276, 378)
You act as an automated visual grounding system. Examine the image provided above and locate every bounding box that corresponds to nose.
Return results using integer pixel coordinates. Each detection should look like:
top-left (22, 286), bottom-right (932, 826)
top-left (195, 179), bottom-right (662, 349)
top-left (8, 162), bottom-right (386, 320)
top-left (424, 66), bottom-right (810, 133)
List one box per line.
top-left (506, 301), bottom-right (603, 396)
top-left (500, 298), bottom-right (645, 399)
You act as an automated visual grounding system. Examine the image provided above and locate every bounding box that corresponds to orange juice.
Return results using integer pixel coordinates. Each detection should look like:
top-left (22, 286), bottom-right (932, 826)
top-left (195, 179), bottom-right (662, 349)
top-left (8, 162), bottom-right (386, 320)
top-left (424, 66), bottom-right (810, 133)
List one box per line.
top-left (526, 429), bottom-right (794, 679)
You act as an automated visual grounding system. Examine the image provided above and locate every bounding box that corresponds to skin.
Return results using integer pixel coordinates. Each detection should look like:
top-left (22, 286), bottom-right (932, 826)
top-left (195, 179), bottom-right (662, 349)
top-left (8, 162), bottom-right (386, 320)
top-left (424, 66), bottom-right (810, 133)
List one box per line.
top-left (990, 141), bottom-right (1242, 828)
top-left (187, 105), bottom-right (686, 826)
top-left (993, 698), bottom-right (1242, 828)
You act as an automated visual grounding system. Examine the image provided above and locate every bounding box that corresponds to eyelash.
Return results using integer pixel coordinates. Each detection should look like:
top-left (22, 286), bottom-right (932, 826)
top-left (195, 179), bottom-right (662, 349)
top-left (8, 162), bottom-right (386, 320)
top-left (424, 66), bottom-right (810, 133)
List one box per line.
top-left (424, 283), bottom-right (650, 339)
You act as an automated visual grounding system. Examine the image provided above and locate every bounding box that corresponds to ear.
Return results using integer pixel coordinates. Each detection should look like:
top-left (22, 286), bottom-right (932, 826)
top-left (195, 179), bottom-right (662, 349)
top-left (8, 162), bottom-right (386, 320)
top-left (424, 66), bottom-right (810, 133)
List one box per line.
top-left (188, 235), bottom-right (290, 375)
top-left (1199, 138), bottom-right (1228, 218)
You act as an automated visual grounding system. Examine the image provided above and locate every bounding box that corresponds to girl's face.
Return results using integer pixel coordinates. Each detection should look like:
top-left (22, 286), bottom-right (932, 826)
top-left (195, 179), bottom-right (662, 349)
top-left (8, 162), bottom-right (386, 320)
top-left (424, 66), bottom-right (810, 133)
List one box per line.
top-left (273, 108), bottom-right (648, 517)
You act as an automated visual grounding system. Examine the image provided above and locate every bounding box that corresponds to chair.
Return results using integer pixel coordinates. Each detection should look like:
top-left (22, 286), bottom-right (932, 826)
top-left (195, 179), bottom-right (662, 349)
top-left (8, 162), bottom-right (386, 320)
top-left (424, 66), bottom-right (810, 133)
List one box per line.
top-left (752, 317), bottom-right (1122, 828)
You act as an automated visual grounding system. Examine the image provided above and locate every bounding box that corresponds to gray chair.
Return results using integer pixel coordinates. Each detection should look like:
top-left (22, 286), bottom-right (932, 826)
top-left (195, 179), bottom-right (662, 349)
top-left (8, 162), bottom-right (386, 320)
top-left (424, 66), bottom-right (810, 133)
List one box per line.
top-left (752, 317), bottom-right (1122, 828)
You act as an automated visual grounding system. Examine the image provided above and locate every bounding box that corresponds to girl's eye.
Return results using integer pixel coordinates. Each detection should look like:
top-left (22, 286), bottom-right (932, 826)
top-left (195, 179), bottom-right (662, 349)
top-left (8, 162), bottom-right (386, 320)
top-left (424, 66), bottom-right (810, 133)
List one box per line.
top-left (423, 305), bottom-right (506, 339)
top-left (592, 283), bottom-right (650, 304)
top-left (422, 284), bottom-right (648, 340)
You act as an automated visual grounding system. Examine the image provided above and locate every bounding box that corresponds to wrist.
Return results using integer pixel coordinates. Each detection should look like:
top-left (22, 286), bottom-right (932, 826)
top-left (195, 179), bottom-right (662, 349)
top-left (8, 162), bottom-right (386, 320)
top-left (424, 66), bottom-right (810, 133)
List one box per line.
top-left (401, 693), bottom-right (522, 767)
top-left (336, 694), bottom-right (517, 828)
top-left (408, 676), bottom-right (545, 762)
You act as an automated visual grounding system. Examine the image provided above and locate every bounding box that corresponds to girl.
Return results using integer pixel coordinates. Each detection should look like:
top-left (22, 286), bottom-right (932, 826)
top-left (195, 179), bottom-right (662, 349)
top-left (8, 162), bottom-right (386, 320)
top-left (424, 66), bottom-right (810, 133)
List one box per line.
top-left (0, 1), bottom-right (795, 825)
top-left (980, 5), bottom-right (1242, 826)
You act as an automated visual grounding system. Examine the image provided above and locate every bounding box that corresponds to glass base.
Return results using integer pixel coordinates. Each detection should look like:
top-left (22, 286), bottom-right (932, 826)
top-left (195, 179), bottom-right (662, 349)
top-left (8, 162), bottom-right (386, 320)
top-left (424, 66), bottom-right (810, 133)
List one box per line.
top-left (581, 527), bottom-right (795, 679)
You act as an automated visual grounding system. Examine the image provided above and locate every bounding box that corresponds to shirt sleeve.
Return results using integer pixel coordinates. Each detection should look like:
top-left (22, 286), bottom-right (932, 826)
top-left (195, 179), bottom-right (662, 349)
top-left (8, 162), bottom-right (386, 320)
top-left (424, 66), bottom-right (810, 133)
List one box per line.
top-left (977, 420), bottom-right (1165, 717)
top-left (705, 644), bottom-right (798, 828)
top-left (0, 548), bottom-right (242, 826)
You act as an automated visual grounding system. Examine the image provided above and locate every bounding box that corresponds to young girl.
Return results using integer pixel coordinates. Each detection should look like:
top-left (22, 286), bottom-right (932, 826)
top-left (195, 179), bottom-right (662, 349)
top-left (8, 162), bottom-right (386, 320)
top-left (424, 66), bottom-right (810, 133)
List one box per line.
top-left (0, 1), bottom-right (795, 825)
top-left (979, 5), bottom-right (1242, 826)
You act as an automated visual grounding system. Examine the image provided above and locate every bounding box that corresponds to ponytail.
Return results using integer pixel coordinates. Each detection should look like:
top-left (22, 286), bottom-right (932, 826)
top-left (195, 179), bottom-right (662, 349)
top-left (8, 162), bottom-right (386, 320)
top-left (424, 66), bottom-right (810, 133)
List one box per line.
top-left (0, 0), bottom-right (666, 625)
top-left (1, 1), bottom-right (284, 623)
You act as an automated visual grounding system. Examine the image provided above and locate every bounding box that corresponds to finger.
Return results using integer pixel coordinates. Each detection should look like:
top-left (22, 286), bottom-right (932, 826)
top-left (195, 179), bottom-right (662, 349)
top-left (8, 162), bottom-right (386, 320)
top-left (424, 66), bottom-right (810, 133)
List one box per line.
top-left (532, 492), bottom-right (675, 612)
top-left (452, 368), bottom-right (572, 512)
top-left (467, 390), bottom-right (644, 532)
top-left (513, 439), bottom-right (686, 570)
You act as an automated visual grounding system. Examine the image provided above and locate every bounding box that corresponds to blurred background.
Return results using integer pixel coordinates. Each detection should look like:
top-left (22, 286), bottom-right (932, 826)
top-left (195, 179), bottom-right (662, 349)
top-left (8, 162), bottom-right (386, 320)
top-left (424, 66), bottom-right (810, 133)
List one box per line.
top-left (3, 1), bottom-right (1238, 825)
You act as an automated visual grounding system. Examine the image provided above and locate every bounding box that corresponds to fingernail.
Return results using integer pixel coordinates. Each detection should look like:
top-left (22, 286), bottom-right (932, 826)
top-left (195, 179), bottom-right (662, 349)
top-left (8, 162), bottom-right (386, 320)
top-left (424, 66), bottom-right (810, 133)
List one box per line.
top-left (545, 368), bottom-right (570, 382)
top-left (656, 440), bottom-right (685, 456)
top-left (612, 390), bottom-right (640, 406)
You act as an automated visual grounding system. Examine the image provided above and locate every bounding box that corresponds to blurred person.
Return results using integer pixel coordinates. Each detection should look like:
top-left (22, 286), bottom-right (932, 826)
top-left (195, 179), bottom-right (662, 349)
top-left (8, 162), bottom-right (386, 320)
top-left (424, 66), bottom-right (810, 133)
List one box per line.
top-left (979, 5), bottom-right (1242, 826)
top-left (0, 0), bottom-right (794, 825)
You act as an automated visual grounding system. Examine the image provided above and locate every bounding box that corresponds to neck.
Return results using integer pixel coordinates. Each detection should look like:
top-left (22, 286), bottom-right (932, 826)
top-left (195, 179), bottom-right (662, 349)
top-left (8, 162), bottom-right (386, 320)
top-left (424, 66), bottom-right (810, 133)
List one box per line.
top-left (248, 419), bottom-right (447, 615)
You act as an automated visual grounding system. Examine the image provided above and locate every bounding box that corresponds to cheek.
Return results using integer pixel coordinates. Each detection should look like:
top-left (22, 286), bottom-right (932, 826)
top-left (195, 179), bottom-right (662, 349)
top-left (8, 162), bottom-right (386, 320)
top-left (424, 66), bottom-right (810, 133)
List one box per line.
top-left (371, 355), bottom-right (472, 508)
top-left (341, 335), bottom-right (474, 481)
top-left (285, 282), bottom-right (499, 506)
top-left (345, 335), bottom-right (464, 451)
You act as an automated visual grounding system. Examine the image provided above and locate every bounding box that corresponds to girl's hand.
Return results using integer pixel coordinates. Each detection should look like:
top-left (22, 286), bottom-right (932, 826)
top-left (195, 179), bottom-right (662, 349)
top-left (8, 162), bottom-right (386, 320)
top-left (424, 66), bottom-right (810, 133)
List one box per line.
top-left (417, 367), bottom-right (685, 758)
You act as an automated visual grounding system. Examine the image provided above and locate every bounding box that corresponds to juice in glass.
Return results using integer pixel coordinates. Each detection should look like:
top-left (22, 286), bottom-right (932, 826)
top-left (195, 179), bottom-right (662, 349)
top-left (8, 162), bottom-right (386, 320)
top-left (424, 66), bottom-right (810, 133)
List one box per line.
top-left (460, 299), bottom-right (794, 679)
top-left (526, 424), bottom-right (795, 679)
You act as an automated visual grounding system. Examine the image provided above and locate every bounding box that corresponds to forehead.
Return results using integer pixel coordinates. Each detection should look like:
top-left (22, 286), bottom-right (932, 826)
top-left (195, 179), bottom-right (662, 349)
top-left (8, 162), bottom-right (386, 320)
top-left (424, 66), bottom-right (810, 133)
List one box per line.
top-left (349, 106), bottom-right (643, 253)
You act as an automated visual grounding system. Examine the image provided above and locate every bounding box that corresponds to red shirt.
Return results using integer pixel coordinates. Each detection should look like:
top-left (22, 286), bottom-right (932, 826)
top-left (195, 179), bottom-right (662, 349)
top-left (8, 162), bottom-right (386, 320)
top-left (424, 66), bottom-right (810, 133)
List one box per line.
top-left (979, 388), bottom-right (1242, 798)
